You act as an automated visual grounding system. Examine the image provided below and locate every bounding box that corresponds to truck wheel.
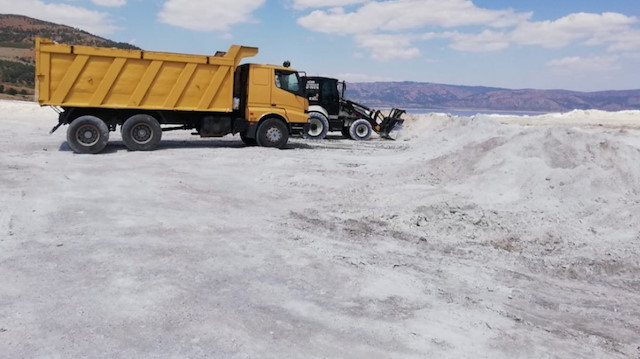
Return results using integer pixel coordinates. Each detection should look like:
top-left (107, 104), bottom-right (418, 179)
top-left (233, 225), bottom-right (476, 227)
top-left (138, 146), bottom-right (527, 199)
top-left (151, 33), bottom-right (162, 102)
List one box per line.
top-left (303, 112), bottom-right (329, 140)
top-left (121, 114), bottom-right (162, 151)
top-left (67, 115), bottom-right (110, 154)
top-left (349, 119), bottom-right (373, 141)
top-left (256, 118), bottom-right (289, 148)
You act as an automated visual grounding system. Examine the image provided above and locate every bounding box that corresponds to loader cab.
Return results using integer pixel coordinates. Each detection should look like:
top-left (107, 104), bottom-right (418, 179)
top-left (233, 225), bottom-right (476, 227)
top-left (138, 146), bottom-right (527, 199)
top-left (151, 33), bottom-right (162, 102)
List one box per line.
top-left (304, 76), bottom-right (341, 116)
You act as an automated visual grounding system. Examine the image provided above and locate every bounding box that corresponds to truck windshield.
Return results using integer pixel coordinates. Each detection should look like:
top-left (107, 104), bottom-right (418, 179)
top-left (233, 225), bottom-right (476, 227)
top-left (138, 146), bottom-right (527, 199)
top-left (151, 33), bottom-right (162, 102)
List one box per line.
top-left (275, 70), bottom-right (301, 95)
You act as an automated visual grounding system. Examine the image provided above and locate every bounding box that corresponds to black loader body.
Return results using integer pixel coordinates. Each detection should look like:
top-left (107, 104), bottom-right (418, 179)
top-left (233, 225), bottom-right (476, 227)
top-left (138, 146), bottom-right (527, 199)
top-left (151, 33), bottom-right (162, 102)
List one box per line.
top-left (302, 76), bottom-right (405, 140)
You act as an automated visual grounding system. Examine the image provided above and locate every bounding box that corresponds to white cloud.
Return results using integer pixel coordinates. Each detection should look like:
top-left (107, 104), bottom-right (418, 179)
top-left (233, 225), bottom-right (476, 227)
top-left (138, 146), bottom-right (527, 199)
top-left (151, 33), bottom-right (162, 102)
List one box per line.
top-left (355, 33), bottom-right (419, 61)
top-left (91, 0), bottom-right (125, 7)
top-left (585, 25), bottom-right (640, 53)
top-left (291, 0), bottom-right (367, 10)
top-left (297, 0), bottom-right (640, 63)
top-left (442, 30), bottom-right (510, 52)
top-left (511, 12), bottom-right (637, 48)
top-left (158, 0), bottom-right (265, 32)
top-left (0, 0), bottom-right (118, 35)
top-left (546, 56), bottom-right (620, 73)
top-left (296, 0), bottom-right (530, 59)
top-left (449, 12), bottom-right (640, 53)
top-left (297, 0), bottom-right (531, 35)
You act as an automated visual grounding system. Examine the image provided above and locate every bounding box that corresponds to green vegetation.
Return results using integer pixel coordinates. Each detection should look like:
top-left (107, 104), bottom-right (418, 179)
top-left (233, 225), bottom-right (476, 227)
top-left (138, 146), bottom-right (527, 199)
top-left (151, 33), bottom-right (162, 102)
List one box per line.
top-left (0, 14), bottom-right (140, 92)
top-left (0, 85), bottom-right (32, 97)
top-left (0, 42), bottom-right (31, 48)
top-left (0, 27), bottom-right (140, 50)
top-left (0, 60), bottom-right (35, 86)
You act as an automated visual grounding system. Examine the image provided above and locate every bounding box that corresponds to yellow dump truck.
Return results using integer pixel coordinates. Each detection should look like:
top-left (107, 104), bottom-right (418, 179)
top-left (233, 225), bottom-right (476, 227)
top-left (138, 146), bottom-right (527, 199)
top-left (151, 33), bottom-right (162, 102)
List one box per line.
top-left (35, 37), bottom-right (309, 153)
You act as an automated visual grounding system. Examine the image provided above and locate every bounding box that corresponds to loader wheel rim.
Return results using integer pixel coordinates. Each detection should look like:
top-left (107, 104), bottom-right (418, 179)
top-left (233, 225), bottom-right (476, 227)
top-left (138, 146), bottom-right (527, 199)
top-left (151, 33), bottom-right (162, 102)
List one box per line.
top-left (131, 123), bottom-right (153, 144)
top-left (307, 118), bottom-right (323, 137)
top-left (355, 124), bottom-right (369, 136)
top-left (76, 124), bottom-right (100, 146)
top-left (265, 126), bottom-right (282, 143)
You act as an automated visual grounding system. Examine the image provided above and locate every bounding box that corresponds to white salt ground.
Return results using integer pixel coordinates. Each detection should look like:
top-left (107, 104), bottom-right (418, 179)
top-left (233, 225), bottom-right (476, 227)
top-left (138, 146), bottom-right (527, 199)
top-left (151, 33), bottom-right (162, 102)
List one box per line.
top-left (1, 99), bottom-right (639, 358)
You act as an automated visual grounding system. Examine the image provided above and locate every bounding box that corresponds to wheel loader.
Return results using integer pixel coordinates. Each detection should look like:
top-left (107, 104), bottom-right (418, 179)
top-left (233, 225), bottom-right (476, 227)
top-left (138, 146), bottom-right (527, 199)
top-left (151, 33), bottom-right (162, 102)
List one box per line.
top-left (301, 76), bottom-right (405, 140)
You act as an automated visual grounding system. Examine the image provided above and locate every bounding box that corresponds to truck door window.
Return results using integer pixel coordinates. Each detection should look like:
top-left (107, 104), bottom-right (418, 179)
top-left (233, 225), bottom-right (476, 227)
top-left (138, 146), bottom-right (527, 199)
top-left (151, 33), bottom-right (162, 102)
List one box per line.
top-left (275, 70), bottom-right (301, 95)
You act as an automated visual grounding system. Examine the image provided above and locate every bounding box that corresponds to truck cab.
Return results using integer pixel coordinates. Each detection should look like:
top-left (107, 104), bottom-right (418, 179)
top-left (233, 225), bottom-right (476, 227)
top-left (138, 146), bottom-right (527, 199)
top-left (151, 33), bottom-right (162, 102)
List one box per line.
top-left (235, 64), bottom-right (308, 145)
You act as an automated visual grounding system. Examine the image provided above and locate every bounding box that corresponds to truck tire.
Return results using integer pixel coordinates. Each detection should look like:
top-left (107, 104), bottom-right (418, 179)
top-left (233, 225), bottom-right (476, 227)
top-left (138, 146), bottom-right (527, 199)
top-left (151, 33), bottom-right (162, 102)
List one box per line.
top-left (67, 115), bottom-right (110, 154)
top-left (121, 114), bottom-right (162, 151)
top-left (349, 119), bottom-right (373, 141)
top-left (303, 112), bottom-right (329, 140)
top-left (256, 118), bottom-right (289, 148)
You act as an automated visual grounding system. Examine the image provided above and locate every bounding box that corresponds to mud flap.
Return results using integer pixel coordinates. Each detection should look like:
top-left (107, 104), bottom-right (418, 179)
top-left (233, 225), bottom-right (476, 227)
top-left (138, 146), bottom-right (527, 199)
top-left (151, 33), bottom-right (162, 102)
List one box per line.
top-left (50, 120), bottom-right (64, 134)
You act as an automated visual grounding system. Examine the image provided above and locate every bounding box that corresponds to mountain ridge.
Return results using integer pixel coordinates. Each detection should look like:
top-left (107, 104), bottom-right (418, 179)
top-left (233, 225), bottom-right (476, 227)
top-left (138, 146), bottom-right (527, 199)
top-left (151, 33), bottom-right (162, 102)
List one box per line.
top-left (346, 81), bottom-right (640, 112)
top-left (0, 14), bottom-right (138, 51)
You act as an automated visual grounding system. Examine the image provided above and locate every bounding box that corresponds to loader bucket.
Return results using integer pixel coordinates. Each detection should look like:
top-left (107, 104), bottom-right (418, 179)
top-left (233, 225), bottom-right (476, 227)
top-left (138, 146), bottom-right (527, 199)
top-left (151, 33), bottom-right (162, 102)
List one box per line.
top-left (378, 108), bottom-right (406, 140)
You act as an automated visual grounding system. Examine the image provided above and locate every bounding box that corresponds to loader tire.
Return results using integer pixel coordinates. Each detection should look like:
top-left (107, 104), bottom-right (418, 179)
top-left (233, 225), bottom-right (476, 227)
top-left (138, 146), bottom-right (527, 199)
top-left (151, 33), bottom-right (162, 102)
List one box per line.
top-left (349, 119), bottom-right (373, 141)
top-left (303, 112), bottom-right (329, 140)
top-left (67, 115), bottom-right (110, 154)
top-left (121, 114), bottom-right (162, 151)
top-left (256, 118), bottom-right (289, 148)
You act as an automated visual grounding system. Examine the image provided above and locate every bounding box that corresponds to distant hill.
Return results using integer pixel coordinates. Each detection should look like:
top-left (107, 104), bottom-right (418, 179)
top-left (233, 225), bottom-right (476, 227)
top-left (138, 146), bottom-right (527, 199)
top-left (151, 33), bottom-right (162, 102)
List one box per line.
top-left (0, 14), bottom-right (139, 99)
top-left (347, 82), bottom-right (640, 112)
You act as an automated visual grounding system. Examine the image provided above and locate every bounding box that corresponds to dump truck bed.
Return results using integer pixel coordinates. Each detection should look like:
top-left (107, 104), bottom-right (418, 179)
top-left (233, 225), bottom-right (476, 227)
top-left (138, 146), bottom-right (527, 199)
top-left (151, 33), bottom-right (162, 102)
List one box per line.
top-left (35, 38), bottom-right (258, 112)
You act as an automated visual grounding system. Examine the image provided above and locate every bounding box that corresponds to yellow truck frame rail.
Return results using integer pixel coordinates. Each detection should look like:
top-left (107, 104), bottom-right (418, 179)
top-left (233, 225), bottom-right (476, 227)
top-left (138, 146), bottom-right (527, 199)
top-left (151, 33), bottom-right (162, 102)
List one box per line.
top-left (35, 37), bottom-right (309, 153)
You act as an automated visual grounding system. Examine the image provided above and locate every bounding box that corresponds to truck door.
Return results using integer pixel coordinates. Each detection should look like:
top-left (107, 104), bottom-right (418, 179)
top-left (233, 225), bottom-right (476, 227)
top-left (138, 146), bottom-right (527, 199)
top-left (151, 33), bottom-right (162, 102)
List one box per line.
top-left (246, 66), bottom-right (272, 120)
top-left (272, 69), bottom-right (308, 124)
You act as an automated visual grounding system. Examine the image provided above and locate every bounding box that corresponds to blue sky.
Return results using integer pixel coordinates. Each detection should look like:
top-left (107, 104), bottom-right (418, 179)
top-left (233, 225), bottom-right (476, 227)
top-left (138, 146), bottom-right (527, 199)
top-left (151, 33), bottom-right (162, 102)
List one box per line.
top-left (2, 0), bottom-right (639, 91)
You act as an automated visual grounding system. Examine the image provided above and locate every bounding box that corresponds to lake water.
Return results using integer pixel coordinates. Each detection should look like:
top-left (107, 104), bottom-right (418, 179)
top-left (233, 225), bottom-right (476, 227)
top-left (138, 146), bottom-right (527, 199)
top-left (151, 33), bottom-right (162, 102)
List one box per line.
top-left (405, 108), bottom-right (550, 116)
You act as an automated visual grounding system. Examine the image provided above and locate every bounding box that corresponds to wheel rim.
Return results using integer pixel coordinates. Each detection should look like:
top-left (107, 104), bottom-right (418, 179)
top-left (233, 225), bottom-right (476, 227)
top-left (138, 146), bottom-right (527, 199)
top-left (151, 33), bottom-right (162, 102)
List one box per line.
top-left (131, 123), bottom-right (153, 144)
top-left (307, 118), bottom-right (323, 137)
top-left (356, 124), bottom-right (369, 137)
top-left (75, 124), bottom-right (100, 146)
top-left (265, 126), bottom-right (282, 143)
